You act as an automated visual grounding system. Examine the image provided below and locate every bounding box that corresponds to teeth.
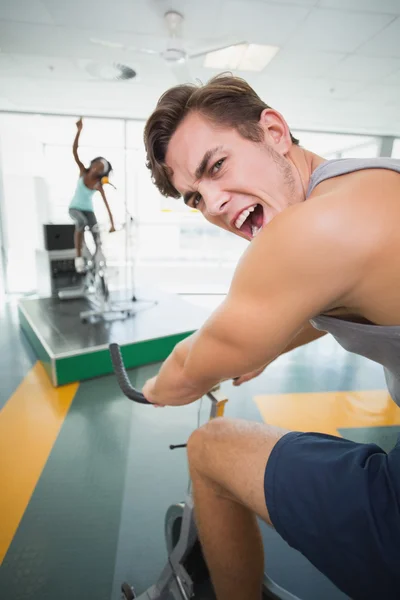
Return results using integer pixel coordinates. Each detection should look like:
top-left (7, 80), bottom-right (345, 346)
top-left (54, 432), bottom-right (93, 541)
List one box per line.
top-left (235, 209), bottom-right (249, 229)
top-left (251, 225), bottom-right (260, 238)
top-left (234, 204), bottom-right (257, 230)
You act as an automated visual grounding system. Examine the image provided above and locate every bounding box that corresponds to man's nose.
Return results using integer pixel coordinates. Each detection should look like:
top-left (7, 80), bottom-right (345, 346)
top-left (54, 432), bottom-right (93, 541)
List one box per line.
top-left (202, 185), bottom-right (230, 217)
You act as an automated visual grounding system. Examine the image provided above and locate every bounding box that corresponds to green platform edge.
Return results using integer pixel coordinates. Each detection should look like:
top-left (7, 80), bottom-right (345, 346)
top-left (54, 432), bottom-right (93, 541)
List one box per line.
top-left (18, 305), bottom-right (54, 383)
top-left (54, 331), bottom-right (195, 386)
top-left (18, 301), bottom-right (195, 386)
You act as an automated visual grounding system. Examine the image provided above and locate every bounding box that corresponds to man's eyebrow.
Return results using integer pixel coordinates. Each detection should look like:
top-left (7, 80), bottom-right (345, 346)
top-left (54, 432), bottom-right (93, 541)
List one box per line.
top-left (183, 146), bottom-right (223, 205)
top-left (195, 146), bottom-right (222, 180)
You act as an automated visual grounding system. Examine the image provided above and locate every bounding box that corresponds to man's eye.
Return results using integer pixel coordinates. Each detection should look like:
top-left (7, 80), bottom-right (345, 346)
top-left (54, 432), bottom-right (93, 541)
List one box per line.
top-left (211, 158), bottom-right (224, 174)
top-left (192, 193), bottom-right (202, 208)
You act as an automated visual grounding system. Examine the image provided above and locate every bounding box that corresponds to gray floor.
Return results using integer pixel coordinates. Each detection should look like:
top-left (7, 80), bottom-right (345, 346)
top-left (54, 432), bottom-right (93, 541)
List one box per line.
top-left (0, 300), bottom-right (37, 410)
top-left (1, 292), bottom-right (391, 600)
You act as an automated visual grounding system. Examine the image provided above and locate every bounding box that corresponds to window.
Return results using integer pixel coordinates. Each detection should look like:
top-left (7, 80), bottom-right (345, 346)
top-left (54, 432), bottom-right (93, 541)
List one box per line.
top-left (391, 139), bottom-right (400, 158)
top-left (125, 122), bottom-right (247, 293)
top-left (292, 131), bottom-right (380, 159)
top-left (0, 113), bottom-right (391, 296)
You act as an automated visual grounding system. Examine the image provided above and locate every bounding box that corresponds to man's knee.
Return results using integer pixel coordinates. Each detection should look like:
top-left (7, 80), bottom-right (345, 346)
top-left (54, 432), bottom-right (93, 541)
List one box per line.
top-left (187, 418), bottom-right (242, 501)
top-left (187, 417), bottom-right (289, 481)
top-left (187, 418), bottom-right (281, 520)
top-left (187, 417), bottom-right (267, 470)
top-left (187, 417), bottom-right (231, 470)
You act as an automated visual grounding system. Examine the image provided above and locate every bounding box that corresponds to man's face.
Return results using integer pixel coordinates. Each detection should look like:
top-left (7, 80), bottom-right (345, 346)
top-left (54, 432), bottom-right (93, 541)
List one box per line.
top-left (166, 112), bottom-right (299, 241)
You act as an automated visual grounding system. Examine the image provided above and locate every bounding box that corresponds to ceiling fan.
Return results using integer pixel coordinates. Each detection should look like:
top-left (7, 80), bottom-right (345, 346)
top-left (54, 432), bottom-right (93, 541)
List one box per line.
top-left (90, 10), bottom-right (246, 83)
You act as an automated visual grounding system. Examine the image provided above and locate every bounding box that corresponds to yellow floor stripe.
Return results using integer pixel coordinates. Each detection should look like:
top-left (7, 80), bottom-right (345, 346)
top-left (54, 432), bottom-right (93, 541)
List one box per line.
top-left (0, 362), bottom-right (78, 565)
top-left (254, 390), bottom-right (400, 436)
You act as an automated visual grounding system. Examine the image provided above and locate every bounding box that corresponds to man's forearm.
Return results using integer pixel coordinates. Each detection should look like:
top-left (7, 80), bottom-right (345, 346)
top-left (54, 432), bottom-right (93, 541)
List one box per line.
top-left (151, 335), bottom-right (214, 405)
top-left (148, 323), bottom-right (326, 406)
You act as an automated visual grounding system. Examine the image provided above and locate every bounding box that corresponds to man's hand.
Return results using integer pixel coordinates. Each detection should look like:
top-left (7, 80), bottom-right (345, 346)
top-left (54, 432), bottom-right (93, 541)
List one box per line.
top-left (76, 117), bottom-right (83, 131)
top-left (233, 365), bottom-right (267, 386)
top-left (143, 376), bottom-right (165, 407)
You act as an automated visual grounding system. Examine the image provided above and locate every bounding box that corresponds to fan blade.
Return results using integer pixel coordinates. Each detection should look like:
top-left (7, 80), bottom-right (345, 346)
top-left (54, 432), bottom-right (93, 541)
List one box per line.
top-left (189, 40), bottom-right (247, 60)
top-left (128, 46), bottom-right (160, 56)
top-left (90, 37), bottom-right (125, 49)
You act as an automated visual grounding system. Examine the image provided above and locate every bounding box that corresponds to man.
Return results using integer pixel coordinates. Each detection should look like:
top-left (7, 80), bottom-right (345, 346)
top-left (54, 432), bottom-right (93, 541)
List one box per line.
top-left (141, 74), bottom-right (400, 600)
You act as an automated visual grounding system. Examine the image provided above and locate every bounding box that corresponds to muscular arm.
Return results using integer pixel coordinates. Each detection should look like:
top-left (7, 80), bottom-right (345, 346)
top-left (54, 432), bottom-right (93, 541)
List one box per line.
top-left (145, 200), bottom-right (369, 406)
top-left (231, 321), bottom-right (326, 386)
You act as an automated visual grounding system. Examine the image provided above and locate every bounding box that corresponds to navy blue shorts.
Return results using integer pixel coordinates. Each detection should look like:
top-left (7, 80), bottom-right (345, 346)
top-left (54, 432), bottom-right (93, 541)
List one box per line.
top-left (265, 431), bottom-right (400, 600)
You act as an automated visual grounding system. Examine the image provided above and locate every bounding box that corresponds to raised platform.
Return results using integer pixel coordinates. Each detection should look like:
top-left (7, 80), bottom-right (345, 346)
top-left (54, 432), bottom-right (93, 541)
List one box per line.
top-left (18, 289), bottom-right (209, 387)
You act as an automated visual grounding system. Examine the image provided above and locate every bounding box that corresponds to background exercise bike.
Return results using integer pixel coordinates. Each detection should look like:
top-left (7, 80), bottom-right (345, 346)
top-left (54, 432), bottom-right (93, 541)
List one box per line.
top-left (58, 224), bottom-right (134, 323)
top-left (109, 343), bottom-right (301, 600)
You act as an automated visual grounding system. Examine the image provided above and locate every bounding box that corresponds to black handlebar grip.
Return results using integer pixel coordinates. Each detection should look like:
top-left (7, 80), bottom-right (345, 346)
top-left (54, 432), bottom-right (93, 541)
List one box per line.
top-left (109, 343), bottom-right (150, 404)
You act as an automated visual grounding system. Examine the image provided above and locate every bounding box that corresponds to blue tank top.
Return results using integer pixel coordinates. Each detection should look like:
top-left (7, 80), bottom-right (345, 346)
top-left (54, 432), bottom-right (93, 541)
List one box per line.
top-left (69, 177), bottom-right (97, 212)
top-left (308, 158), bottom-right (400, 406)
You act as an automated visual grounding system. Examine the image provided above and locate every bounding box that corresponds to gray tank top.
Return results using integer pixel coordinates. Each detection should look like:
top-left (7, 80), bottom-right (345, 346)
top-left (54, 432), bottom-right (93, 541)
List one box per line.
top-left (308, 157), bottom-right (400, 406)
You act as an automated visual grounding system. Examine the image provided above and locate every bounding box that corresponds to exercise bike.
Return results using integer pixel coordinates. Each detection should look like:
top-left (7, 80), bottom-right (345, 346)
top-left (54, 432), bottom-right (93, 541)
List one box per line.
top-left (58, 225), bottom-right (133, 323)
top-left (109, 343), bottom-right (301, 600)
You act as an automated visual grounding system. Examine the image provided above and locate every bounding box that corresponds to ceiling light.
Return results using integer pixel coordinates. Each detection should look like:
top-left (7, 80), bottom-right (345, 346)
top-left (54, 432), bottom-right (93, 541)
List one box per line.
top-left (79, 59), bottom-right (136, 81)
top-left (204, 43), bottom-right (279, 72)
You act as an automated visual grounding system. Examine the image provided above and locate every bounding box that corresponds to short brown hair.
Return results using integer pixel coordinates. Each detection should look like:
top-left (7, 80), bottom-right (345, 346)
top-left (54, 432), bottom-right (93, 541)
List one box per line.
top-left (144, 73), bottom-right (300, 199)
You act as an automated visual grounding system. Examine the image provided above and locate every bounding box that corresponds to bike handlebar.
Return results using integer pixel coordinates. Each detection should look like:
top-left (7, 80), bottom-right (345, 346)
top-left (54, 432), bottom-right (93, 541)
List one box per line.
top-left (109, 343), bottom-right (150, 404)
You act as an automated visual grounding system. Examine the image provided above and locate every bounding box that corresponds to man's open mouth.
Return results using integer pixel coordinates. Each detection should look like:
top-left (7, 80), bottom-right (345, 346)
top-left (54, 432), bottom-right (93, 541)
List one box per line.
top-left (233, 204), bottom-right (264, 238)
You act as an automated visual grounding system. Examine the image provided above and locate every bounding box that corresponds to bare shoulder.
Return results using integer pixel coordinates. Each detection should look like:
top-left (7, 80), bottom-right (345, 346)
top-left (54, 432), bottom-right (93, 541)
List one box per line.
top-left (226, 167), bottom-right (400, 320)
top-left (308, 165), bottom-right (400, 223)
top-left (258, 167), bottom-right (399, 263)
top-left (238, 193), bottom-right (367, 276)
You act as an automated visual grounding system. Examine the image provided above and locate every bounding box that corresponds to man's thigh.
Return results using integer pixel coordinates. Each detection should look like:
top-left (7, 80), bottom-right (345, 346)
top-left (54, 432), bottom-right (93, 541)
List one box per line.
top-left (188, 419), bottom-right (400, 600)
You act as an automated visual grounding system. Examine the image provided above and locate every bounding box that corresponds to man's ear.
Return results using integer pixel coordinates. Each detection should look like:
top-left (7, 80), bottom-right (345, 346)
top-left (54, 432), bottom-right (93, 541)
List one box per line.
top-left (258, 108), bottom-right (292, 155)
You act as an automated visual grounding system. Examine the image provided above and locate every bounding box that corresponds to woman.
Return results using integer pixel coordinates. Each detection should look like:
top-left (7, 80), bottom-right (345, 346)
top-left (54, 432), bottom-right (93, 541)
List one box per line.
top-left (69, 117), bottom-right (115, 273)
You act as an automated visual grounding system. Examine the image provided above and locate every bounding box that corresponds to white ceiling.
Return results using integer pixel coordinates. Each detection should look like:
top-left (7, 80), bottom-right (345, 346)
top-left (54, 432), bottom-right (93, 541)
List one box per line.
top-left (1, 0), bottom-right (400, 135)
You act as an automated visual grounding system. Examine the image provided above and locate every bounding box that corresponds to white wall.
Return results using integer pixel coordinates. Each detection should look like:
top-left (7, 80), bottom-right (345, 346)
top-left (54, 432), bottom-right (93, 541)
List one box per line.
top-left (0, 112), bottom-right (391, 296)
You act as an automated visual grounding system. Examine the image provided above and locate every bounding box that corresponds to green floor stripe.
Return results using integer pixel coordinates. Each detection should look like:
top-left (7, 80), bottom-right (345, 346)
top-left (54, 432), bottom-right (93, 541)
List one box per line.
top-left (55, 331), bottom-right (195, 386)
top-left (0, 375), bottom-right (132, 600)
